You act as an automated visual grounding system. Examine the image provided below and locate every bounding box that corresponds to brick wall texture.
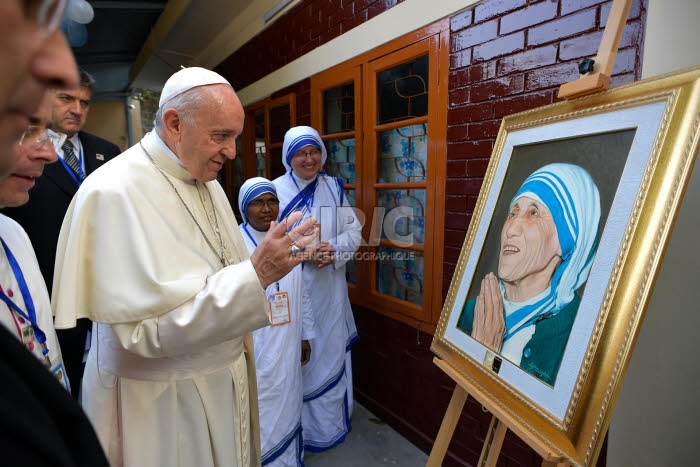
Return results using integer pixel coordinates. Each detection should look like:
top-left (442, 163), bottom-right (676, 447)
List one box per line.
top-left (216, 1), bottom-right (647, 466)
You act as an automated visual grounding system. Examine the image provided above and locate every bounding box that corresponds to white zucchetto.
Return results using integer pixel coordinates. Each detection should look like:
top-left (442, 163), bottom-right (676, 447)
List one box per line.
top-left (158, 67), bottom-right (231, 108)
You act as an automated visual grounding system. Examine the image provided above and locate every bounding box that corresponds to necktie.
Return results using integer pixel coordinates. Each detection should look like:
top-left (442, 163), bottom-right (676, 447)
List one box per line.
top-left (61, 140), bottom-right (82, 179)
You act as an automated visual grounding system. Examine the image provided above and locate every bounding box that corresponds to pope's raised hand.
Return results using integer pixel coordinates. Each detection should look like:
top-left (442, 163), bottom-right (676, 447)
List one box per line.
top-left (250, 211), bottom-right (319, 289)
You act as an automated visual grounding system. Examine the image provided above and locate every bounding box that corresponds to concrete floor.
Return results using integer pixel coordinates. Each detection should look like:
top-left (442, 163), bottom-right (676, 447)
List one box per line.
top-left (304, 402), bottom-right (429, 466)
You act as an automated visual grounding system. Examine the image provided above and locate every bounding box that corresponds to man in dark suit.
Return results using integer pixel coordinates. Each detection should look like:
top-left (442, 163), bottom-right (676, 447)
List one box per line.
top-left (3, 68), bottom-right (121, 400)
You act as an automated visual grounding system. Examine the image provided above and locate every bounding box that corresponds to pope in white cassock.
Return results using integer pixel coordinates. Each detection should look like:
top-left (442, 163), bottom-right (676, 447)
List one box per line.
top-left (238, 177), bottom-right (315, 466)
top-left (51, 68), bottom-right (319, 467)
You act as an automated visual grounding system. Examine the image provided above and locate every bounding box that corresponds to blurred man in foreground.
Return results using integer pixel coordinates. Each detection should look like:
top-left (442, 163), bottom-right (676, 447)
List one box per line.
top-left (0, 3), bottom-right (106, 458)
top-left (3, 68), bottom-right (122, 400)
top-left (0, 0), bottom-right (79, 178)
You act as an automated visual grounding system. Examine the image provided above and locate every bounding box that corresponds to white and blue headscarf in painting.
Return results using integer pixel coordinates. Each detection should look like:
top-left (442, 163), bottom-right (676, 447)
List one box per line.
top-left (278, 126), bottom-right (344, 222)
top-left (238, 177), bottom-right (277, 225)
top-left (503, 163), bottom-right (601, 341)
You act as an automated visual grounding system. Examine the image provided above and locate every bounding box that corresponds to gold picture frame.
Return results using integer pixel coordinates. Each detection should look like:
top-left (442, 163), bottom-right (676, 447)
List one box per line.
top-left (431, 65), bottom-right (700, 466)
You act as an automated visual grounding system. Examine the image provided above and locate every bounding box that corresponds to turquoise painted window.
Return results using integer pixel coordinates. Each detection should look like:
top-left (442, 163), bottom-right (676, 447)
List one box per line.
top-left (378, 124), bottom-right (427, 183)
top-left (326, 138), bottom-right (356, 184)
top-left (376, 189), bottom-right (425, 246)
top-left (377, 246), bottom-right (424, 305)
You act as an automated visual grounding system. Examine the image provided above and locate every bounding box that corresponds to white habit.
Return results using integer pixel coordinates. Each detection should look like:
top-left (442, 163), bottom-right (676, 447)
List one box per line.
top-left (240, 223), bottom-right (315, 466)
top-left (52, 131), bottom-right (271, 467)
top-left (273, 171), bottom-right (361, 452)
top-left (0, 215), bottom-right (68, 390)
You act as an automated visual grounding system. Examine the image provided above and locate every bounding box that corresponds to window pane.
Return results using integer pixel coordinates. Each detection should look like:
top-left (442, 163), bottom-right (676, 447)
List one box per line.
top-left (326, 137), bottom-right (356, 184)
top-left (377, 55), bottom-right (428, 124)
top-left (377, 189), bottom-right (425, 246)
top-left (232, 138), bottom-right (244, 187)
top-left (269, 104), bottom-right (290, 143)
top-left (255, 140), bottom-right (266, 177)
top-left (376, 246), bottom-right (423, 306)
top-left (343, 188), bottom-right (357, 286)
top-left (346, 258), bottom-right (357, 286)
top-left (325, 83), bottom-right (355, 134)
top-left (378, 124), bottom-right (427, 183)
top-left (344, 188), bottom-right (356, 207)
top-left (229, 139), bottom-right (245, 220)
top-left (269, 146), bottom-right (285, 179)
top-left (254, 109), bottom-right (266, 176)
top-left (254, 109), bottom-right (265, 139)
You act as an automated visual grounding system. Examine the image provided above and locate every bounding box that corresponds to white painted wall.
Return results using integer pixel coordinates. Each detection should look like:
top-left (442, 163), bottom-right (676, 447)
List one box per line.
top-left (608, 1), bottom-right (700, 466)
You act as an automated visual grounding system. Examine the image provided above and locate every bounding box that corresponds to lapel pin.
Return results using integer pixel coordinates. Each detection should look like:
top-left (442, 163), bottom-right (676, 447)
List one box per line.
top-left (96, 153), bottom-right (105, 161)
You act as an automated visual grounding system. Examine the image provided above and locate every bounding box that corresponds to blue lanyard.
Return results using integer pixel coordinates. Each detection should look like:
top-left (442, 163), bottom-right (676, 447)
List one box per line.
top-left (290, 172), bottom-right (315, 214)
top-left (242, 224), bottom-right (280, 291)
top-left (0, 237), bottom-right (50, 362)
top-left (242, 223), bottom-right (258, 247)
top-left (58, 145), bottom-right (83, 186)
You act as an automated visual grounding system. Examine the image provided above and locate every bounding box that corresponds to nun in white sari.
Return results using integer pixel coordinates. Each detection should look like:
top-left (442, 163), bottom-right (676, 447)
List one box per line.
top-left (273, 126), bottom-right (361, 452)
top-left (238, 178), bottom-right (315, 466)
top-left (458, 163), bottom-right (601, 385)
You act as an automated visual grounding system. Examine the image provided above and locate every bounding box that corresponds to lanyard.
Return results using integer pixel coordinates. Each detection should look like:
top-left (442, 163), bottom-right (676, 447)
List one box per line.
top-left (242, 224), bottom-right (280, 292)
top-left (242, 223), bottom-right (259, 247)
top-left (58, 145), bottom-right (84, 186)
top-left (0, 238), bottom-right (50, 363)
top-left (289, 172), bottom-right (315, 214)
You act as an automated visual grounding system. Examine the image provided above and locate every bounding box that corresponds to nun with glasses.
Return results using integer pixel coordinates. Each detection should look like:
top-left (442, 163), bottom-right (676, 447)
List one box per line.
top-left (273, 126), bottom-right (361, 453)
top-left (458, 163), bottom-right (601, 385)
top-left (238, 177), bottom-right (315, 466)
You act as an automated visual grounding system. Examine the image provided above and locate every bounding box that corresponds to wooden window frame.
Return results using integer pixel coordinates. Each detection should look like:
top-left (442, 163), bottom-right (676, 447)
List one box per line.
top-left (311, 20), bottom-right (448, 333)
top-left (236, 93), bottom-right (297, 181)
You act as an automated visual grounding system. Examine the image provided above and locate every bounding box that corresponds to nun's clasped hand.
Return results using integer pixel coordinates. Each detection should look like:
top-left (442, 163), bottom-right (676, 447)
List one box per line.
top-left (250, 211), bottom-right (319, 289)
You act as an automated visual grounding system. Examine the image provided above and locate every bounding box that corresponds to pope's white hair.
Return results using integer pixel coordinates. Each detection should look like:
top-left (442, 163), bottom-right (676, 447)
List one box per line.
top-left (154, 85), bottom-right (227, 131)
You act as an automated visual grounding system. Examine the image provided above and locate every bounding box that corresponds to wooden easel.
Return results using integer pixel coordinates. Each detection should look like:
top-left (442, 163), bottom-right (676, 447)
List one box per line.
top-left (426, 357), bottom-right (570, 467)
top-left (558, 0), bottom-right (633, 100)
top-left (427, 0), bottom-right (633, 465)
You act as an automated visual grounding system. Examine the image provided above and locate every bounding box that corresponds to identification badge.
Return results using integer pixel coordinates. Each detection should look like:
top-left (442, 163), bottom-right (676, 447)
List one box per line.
top-left (51, 363), bottom-right (70, 390)
top-left (269, 292), bottom-right (291, 326)
top-left (21, 326), bottom-right (35, 345)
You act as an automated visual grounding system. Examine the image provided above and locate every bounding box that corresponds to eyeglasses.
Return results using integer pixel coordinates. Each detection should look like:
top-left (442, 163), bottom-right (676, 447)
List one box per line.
top-left (25, 0), bottom-right (69, 36)
top-left (248, 199), bottom-right (280, 209)
top-left (19, 125), bottom-right (51, 150)
top-left (292, 148), bottom-right (321, 160)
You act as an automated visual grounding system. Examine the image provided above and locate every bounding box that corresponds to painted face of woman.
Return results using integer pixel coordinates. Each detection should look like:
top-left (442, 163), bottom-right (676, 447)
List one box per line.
top-left (498, 196), bottom-right (562, 288)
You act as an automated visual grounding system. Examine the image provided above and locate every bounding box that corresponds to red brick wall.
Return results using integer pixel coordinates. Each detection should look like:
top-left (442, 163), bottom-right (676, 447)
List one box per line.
top-left (444, 0), bottom-right (647, 303)
top-left (215, 1), bottom-right (647, 466)
top-left (216, 0), bottom-right (406, 90)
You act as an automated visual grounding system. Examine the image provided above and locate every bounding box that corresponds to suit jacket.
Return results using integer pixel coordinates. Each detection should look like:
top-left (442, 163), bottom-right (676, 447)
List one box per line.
top-left (0, 324), bottom-right (109, 466)
top-left (2, 131), bottom-right (121, 293)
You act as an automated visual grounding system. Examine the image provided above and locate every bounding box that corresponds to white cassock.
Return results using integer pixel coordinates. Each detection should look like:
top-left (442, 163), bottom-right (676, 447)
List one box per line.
top-left (52, 131), bottom-right (270, 467)
top-left (240, 223), bottom-right (315, 466)
top-left (0, 215), bottom-right (69, 390)
top-left (273, 171), bottom-right (361, 452)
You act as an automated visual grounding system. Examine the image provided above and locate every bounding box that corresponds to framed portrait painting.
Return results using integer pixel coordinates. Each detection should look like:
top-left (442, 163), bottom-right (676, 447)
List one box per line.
top-left (431, 65), bottom-right (700, 466)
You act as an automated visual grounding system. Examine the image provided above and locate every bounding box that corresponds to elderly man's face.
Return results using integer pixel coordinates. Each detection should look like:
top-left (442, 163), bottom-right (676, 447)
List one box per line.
top-left (0, 1), bottom-right (78, 180)
top-left (498, 196), bottom-right (562, 287)
top-left (246, 193), bottom-right (280, 232)
top-left (0, 91), bottom-right (57, 208)
top-left (175, 85), bottom-right (243, 183)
